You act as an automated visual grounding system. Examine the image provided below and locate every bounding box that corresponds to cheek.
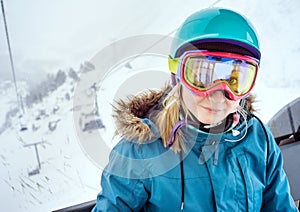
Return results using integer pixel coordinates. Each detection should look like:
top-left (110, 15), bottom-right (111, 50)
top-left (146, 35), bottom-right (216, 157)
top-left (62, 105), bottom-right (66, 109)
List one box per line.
top-left (182, 87), bottom-right (205, 105)
top-left (181, 85), bottom-right (240, 115)
top-left (226, 100), bottom-right (240, 113)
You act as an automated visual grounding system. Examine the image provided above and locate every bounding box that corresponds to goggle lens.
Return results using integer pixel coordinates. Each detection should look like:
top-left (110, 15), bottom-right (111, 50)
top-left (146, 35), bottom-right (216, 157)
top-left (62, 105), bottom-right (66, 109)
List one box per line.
top-left (176, 51), bottom-right (259, 100)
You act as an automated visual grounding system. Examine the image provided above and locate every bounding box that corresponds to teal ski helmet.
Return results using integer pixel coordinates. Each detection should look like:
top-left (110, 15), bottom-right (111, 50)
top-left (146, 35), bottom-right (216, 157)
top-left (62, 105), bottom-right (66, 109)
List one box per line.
top-left (169, 8), bottom-right (261, 62)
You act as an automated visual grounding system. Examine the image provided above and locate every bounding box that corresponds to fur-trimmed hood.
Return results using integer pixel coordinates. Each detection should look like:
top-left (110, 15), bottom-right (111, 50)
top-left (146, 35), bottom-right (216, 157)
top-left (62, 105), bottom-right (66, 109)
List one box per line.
top-left (112, 85), bottom-right (255, 143)
top-left (112, 86), bottom-right (168, 143)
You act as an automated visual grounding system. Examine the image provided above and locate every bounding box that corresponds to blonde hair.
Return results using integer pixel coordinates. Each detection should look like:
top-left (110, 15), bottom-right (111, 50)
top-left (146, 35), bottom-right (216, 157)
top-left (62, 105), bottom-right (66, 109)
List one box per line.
top-left (155, 83), bottom-right (189, 153)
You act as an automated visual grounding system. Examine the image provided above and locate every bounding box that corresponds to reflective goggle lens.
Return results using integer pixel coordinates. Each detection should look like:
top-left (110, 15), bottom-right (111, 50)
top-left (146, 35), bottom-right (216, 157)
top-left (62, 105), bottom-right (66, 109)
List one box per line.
top-left (176, 51), bottom-right (259, 99)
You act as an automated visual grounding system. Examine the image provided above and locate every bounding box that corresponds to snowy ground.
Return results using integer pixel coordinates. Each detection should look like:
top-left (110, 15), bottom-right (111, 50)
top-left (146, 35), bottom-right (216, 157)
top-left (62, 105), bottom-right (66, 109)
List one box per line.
top-left (0, 77), bottom-right (101, 211)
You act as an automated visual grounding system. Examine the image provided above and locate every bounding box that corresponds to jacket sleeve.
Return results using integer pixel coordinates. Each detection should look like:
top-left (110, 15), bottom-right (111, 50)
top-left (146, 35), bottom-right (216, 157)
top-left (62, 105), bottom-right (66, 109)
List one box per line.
top-left (261, 126), bottom-right (298, 211)
top-left (92, 140), bottom-right (149, 212)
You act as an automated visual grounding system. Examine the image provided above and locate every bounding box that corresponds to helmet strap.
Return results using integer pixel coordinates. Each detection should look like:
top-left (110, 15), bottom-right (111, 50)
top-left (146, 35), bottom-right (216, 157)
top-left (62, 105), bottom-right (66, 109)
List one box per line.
top-left (239, 98), bottom-right (246, 108)
top-left (171, 73), bottom-right (178, 87)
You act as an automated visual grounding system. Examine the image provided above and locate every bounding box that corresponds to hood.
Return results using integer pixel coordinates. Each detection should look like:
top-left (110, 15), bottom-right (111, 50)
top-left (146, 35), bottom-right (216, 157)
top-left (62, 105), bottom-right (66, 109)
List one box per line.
top-left (112, 85), bottom-right (256, 143)
top-left (112, 86), bottom-right (169, 143)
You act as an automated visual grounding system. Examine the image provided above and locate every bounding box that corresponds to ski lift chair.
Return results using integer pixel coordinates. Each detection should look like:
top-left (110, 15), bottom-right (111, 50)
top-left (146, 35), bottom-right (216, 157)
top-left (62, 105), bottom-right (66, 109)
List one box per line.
top-left (52, 199), bottom-right (96, 212)
top-left (19, 115), bottom-right (28, 131)
top-left (267, 97), bottom-right (300, 209)
top-left (20, 124), bottom-right (28, 131)
top-left (276, 125), bottom-right (300, 208)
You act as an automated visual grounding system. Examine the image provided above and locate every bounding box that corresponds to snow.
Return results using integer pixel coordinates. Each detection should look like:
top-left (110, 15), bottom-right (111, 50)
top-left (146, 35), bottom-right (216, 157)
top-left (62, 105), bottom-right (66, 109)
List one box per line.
top-left (0, 76), bottom-right (101, 211)
top-left (0, 0), bottom-right (300, 211)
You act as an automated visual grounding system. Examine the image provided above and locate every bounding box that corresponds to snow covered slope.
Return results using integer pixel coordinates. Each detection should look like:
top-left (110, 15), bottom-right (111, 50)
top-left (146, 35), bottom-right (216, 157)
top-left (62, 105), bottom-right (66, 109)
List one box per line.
top-left (0, 66), bottom-right (102, 211)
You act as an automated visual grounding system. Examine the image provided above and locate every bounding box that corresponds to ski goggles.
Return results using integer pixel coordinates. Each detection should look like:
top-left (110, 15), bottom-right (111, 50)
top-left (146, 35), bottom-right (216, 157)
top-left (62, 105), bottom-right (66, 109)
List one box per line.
top-left (168, 50), bottom-right (259, 100)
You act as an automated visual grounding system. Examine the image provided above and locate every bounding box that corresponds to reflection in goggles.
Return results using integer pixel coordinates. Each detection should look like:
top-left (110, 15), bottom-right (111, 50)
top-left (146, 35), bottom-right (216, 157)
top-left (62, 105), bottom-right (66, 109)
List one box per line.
top-left (184, 56), bottom-right (257, 95)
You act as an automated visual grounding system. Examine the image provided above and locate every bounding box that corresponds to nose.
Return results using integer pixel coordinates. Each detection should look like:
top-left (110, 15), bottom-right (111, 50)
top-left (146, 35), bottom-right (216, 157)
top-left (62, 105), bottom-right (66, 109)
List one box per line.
top-left (208, 90), bottom-right (226, 103)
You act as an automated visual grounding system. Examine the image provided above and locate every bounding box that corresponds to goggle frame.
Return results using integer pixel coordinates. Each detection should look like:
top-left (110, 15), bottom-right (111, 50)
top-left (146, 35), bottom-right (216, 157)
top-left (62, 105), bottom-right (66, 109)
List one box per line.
top-left (169, 50), bottom-right (259, 101)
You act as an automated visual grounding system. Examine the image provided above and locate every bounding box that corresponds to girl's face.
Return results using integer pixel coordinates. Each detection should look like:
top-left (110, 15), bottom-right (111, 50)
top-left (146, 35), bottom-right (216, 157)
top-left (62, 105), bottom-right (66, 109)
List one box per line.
top-left (181, 85), bottom-right (240, 125)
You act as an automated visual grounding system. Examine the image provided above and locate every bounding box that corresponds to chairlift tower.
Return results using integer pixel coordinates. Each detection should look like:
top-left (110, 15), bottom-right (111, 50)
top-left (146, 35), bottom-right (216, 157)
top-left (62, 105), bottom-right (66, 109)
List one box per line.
top-left (24, 140), bottom-right (46, 176)
top-left (1, 0), bottom-right (28, 132)
top-left (1, 0), bottom-right (25, 114)
top-left (91, 82), bottom-right (99, 116)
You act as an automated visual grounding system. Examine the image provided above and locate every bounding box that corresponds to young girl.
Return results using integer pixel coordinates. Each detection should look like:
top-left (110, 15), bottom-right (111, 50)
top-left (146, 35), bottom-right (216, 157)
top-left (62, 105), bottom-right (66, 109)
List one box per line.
top-left (92, 7), bottom-right (298, 211)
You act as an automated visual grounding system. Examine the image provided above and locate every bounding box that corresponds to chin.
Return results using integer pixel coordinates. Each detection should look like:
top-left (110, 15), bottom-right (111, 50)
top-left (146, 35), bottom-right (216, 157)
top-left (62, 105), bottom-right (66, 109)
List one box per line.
top-left (199, 114), bottom-right (225, 125)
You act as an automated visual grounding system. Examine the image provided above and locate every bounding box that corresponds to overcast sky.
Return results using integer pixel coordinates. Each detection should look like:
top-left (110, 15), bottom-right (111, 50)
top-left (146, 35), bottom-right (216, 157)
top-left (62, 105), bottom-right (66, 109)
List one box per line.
top-left (0, 0), bottom-right (204, 83)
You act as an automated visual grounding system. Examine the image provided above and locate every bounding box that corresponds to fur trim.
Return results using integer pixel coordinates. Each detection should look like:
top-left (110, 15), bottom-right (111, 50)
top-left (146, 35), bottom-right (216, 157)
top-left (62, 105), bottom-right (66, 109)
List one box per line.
top-left (112, 86), bottom-right (169, 143)
top-left (244, 94), bottom-right (256, 113)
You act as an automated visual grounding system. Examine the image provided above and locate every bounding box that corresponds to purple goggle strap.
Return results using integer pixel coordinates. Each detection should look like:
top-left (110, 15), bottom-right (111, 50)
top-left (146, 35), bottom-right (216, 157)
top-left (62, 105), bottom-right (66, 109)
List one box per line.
top-left (167, 119), bottom-right (198, 147)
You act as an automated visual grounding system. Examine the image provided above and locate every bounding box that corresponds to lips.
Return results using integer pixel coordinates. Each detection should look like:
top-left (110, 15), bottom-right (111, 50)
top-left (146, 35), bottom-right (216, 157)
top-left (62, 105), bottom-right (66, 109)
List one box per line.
top-left (201, 106), bottom-right (223, 113)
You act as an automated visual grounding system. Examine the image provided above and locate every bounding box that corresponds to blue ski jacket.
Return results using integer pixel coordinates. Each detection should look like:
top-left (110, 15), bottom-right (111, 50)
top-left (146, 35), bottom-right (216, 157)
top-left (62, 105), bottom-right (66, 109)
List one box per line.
top-left (92, 88), bottom-right (298, 212)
